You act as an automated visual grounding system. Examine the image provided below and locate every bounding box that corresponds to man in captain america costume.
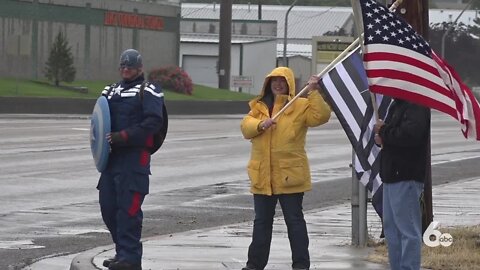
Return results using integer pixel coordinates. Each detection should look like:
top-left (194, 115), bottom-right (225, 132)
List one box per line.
top-left (97, 49), bottom-right (164, 270)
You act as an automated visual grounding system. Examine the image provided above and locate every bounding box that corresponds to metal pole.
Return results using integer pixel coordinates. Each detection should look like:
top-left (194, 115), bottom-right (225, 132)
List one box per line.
top-left (282, 0), bottom-right (297, 67)
top-left (348, 0), bottom-right (403, 246)
top-left (351, 149), bottom-right (368, 247)
top-left (441, 0), bottom-right (473, 57)
top-left (359, 181), bottom-right (368, 247)
top-left (351, 151), bottom-right (360, 246)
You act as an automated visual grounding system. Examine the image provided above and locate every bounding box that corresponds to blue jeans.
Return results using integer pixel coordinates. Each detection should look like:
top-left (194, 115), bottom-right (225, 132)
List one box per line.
top-left (383, 180), bottom-right (423, 270)
top-left (246, 193), bottom-right (309, 270)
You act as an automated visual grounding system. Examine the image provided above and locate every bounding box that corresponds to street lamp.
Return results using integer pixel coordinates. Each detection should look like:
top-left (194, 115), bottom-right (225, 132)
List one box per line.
top-left (282, 0), bottom-right (298, 67)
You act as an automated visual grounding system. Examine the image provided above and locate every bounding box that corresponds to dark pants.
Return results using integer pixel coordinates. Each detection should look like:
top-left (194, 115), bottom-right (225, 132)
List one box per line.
top-left (98, 171), bottom-right (147, 265)
top-left (246, 193), bottom-right (310, 270)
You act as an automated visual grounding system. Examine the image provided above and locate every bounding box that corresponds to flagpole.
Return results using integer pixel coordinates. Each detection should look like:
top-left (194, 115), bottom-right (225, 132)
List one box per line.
top-left (347, 0), bottom-right (402, 247)
top-left (353, 0), bottom-right (403, 121)
top-left (271, 38), bottom-right (360, 121)
top-left (350, 0), bottom-right (368, 247)
top-left (271, 0), bottom-right (403, 121)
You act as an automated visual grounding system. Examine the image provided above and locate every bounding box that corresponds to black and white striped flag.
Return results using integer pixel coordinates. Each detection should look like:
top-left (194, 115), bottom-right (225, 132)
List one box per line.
top-left (319, 49), bottom-right (391, 218)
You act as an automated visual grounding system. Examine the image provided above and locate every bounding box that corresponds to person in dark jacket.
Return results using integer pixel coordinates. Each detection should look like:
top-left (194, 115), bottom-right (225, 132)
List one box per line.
top-left (97, 49), bottom-right (164, 270)
top-left (374, 99), bottom-right (430, 270)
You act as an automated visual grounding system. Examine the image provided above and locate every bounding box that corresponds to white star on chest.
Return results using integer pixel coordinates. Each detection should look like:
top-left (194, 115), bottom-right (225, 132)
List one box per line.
top-left (113, 86), bottom-right (124, 95)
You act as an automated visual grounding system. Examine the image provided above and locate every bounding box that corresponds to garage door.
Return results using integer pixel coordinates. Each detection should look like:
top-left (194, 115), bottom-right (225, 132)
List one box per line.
top-left (182, 55), bottom-right (218, 88)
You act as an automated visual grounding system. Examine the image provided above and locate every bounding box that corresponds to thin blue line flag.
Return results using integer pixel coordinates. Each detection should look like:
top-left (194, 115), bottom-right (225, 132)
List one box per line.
top-left (319, 49), bottom-right (391, 218)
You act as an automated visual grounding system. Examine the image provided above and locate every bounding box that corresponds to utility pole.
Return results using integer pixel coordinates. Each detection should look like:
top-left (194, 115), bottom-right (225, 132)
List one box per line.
top-left (395, 0), bottom-right (432, 233)
top-left (258, 0), bottom-right (262, 20)
top-left (218, 0), bottom-right (232, 90)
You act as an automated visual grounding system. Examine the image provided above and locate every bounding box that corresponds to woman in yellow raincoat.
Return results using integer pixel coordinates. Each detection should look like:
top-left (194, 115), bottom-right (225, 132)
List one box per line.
top-left (240, 67), bottom-right (331, 270)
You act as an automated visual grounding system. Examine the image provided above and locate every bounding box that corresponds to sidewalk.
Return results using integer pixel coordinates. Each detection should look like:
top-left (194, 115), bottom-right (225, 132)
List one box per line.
top-left (81, 204), bottom-right (386, 270)
top-left (27, 177), bottom-right (480, 270)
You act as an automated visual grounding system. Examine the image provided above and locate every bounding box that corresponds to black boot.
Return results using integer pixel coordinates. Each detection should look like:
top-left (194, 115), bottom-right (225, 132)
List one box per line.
top-left (108, 261), bottom-right (142, 270)
top-left (102, 256), bottom-right (118, 268)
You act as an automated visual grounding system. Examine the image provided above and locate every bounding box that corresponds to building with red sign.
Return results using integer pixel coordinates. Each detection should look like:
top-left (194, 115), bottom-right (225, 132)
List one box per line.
top-left (0, 0), bottom-right (180, 81)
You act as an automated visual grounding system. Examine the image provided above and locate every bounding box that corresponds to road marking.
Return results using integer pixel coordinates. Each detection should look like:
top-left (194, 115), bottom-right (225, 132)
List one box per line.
top-left (57, 228), bottom-right (109, 235)
top-left (432, 155), bottom-right (480, 165)
top-left (0, 240), bottom-right (44, 250)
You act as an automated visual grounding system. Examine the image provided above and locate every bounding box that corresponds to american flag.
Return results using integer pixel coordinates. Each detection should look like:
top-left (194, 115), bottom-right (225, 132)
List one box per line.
top-left (355, 0), bottom-right (480, 140)
top-left (320, 50), bottom-right (391, 218)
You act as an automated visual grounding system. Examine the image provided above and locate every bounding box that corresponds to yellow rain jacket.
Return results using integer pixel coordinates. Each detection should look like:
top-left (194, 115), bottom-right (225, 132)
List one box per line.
top-left (240, 67), bottom-right (331, 195)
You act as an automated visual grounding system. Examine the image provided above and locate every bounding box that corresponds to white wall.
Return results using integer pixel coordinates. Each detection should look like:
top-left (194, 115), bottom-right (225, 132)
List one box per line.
top-left (180, 39), bottom-right (276, 94)
top-left (182, 55), bottom-right (218, 87)
top-left (287, 56), bottom-right (312, 93)
top-left (180, 42), bottom-right (241, 89)
top-left (0, 0), bottom-right (180, 80)
top-left (180, 42), bottom-right (218, 66)
top-left (240, 40), bottom-right (277, 95)
top-left (180, 42), bottom-right (218, 88)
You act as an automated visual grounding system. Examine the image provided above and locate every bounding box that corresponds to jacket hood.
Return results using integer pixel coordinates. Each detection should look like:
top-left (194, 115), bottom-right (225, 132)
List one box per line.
top-left (260, 67), bottom-right (296, 98)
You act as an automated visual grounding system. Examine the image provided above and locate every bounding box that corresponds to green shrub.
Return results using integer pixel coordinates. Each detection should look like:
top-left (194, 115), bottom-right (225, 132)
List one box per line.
top-left (148, 66), bottom-right (193, 95)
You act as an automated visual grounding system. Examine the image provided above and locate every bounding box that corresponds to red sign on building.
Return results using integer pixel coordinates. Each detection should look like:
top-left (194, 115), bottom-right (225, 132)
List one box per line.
top-left (104, 11), bottom-right (164, 31)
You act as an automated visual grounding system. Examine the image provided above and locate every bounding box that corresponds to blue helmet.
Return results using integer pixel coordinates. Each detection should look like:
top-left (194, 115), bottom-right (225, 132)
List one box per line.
top-left (119, 49), bottom-right (142, 69)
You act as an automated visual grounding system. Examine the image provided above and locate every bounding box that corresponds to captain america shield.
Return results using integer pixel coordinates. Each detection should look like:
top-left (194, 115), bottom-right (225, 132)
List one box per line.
top-left (90, 96), bottom-right (111, 172)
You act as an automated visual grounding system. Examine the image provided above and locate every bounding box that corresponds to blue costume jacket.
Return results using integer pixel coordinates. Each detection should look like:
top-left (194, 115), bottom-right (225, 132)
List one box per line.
top-left (100, 74), bottom-right (164, 194)
top-left (97, 74), bottom-right (164, 265)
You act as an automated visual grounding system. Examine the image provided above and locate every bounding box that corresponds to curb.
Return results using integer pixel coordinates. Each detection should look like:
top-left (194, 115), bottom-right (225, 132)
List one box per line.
top-left (67, 205), bottom-right (351, 270)
top-left (70, 245), bottom-right (113, 270)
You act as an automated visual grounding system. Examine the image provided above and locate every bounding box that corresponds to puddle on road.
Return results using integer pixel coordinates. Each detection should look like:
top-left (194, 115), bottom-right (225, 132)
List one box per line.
top-left (0, 240), bottom-right (44, 250)
top-left (213, 183), bottom-right (229, 194)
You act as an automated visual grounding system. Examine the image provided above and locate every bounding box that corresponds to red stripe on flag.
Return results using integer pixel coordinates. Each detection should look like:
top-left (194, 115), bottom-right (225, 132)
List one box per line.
top-left (466, 90), bottom-right (480, 140)
top-left (358, 0), bottom-right (480, 140)
top-left (366, 69), bottom-right (453, 98)
top-left (432, 52), bottom-right (480, 139)
top-left (364, 52), bottom-right (441, 78)
top-left (370, 85), bottom-right (458, 117)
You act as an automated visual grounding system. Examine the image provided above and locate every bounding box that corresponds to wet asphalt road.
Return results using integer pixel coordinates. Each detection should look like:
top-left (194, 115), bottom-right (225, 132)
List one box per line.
top-left (0, 113), bottom-right (479, 269)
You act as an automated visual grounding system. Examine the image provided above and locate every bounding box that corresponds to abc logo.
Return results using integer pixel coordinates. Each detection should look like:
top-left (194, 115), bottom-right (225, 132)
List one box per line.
top-left (423, 221), bottom-right (453, 247)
